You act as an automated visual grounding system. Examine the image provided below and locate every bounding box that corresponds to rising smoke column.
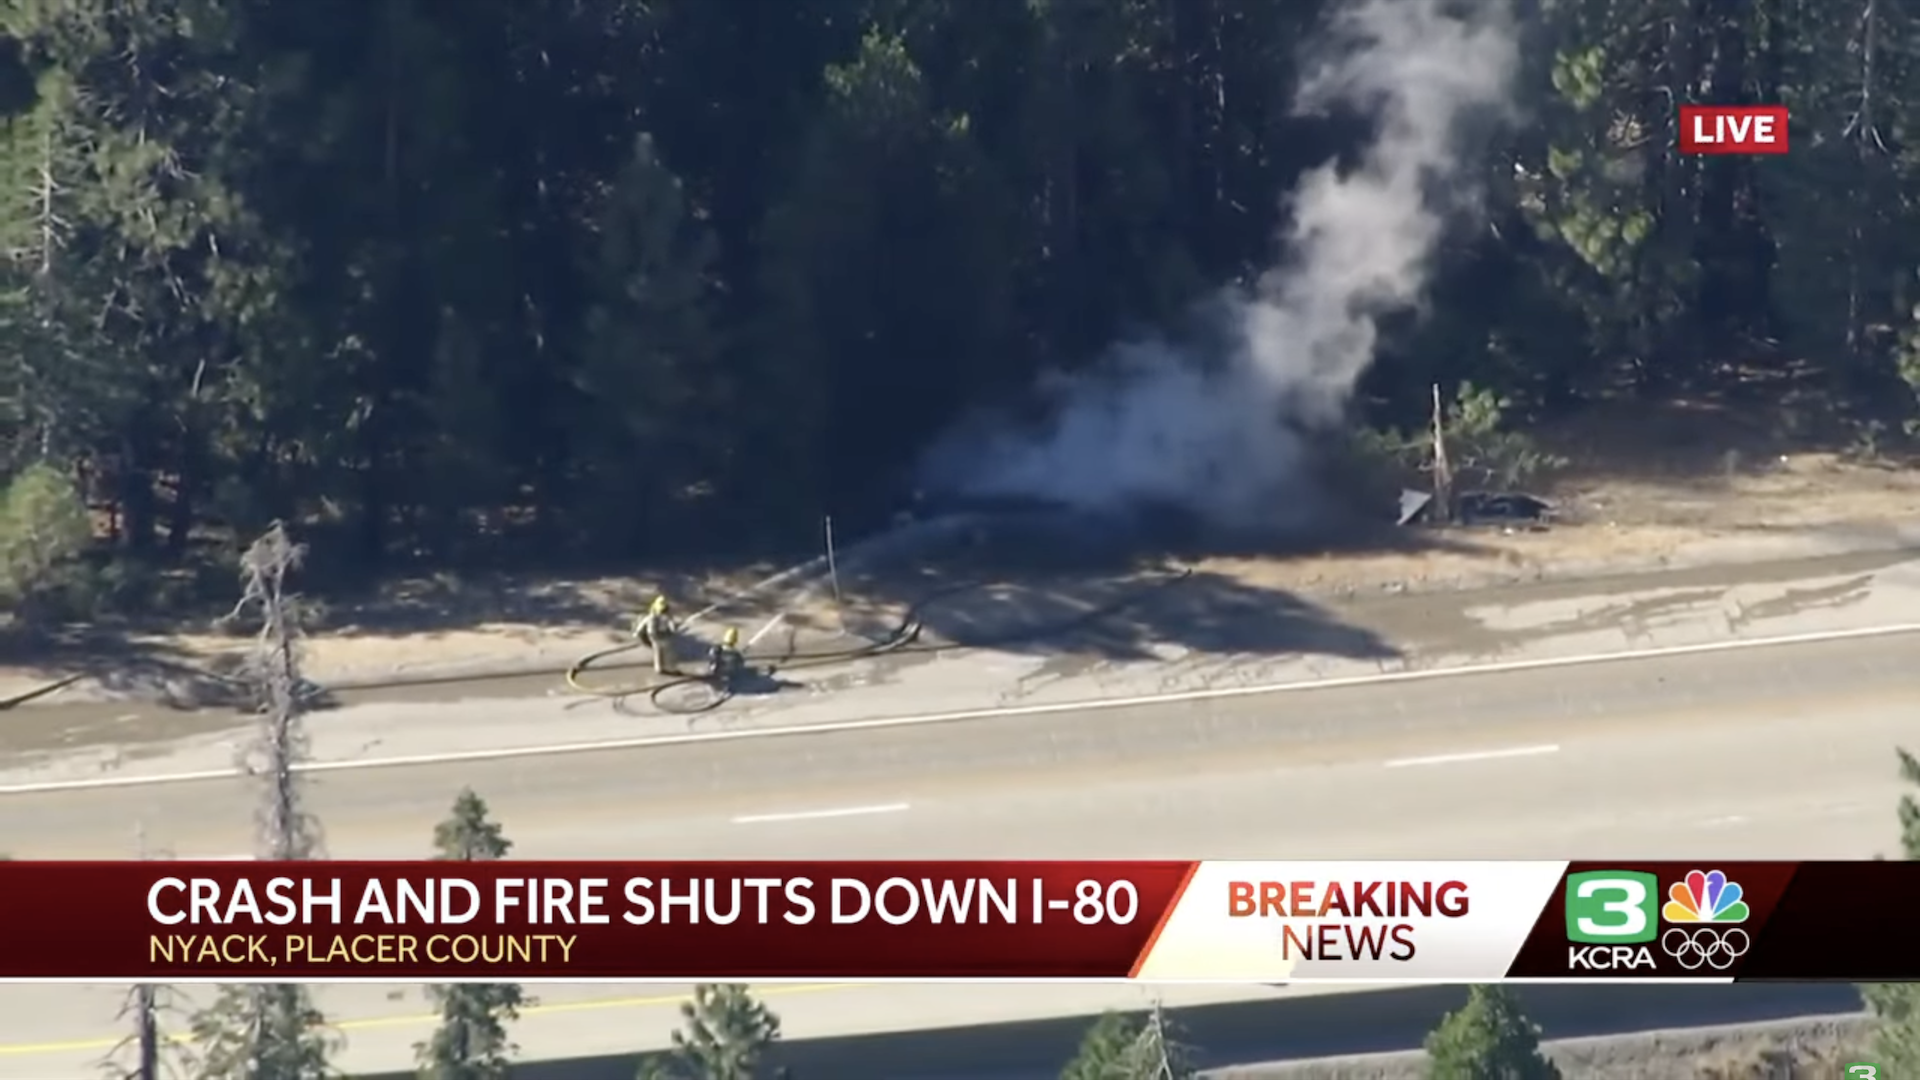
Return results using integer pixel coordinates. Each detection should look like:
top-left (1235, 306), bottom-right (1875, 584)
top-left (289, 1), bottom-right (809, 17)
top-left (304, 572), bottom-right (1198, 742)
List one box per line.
top-left (918, 0), bottom-right (1518, 529)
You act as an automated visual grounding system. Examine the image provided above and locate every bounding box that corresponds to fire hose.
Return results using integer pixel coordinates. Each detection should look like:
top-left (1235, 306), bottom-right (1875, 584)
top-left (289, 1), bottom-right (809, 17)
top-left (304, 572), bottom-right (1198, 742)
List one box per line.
top-left (562, 564), bottom-right (1196, 716)
top-left (0, 672), bottom-right (86, 711)
top-left (4, 566), bottom-right (1197, 718)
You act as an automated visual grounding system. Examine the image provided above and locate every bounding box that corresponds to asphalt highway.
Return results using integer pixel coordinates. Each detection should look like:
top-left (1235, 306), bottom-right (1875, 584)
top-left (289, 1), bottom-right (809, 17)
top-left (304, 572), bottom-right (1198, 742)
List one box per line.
top-left (367, 986), bottom-right (1870, 1080)
top-left (0, 630), bottom-right (1915, 1076)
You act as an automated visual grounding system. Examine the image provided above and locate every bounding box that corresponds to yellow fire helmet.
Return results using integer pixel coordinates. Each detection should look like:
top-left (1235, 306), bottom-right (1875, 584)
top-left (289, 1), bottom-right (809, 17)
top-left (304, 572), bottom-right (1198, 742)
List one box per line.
top-left (722, 627), bottom-right (740, 649)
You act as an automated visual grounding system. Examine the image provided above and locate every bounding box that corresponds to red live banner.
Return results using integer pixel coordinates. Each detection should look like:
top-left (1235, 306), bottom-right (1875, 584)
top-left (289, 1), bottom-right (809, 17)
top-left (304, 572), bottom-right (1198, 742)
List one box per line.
top-left (0, 860), bottom-right (1913, 981)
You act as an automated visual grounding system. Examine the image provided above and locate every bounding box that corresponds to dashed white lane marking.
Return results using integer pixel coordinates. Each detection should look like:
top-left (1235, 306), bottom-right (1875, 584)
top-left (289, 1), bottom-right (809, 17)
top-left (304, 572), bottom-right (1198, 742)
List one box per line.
top-left (3, 620), bottom-right (1917, 796)
top-left (1383, 744), bottom-right (1561, 769)
top-left (730, 802), bottom-right (911, 825)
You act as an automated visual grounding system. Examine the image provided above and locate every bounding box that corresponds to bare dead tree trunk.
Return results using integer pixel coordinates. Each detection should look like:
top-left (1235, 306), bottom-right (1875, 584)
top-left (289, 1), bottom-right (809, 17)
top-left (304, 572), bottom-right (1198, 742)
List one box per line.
top-left (35, 122), bottom-right (60, 277)
top-left (234, 522), bottom-right (312, 1060)
top-left (1843, 0), bottom-right (1886, 379)
top-left (1134, 1001), bottom-right (1185, 1080)
top-left (204, 523), bottom-right (334, 1078)
top-left (1429, 384), bottom-right (1454, 525)
top-left (130, 824), bottom-right (161, 1080)
top-left (229, 521), bottom-right (322, 862)
top-left (129, 985), bottom-right (159, 1080)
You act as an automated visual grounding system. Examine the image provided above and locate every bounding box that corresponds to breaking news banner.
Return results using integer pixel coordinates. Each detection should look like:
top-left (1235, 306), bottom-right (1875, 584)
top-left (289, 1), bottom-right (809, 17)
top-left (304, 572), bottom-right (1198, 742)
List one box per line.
top-left (0, 860), bottom-right (1913, 982)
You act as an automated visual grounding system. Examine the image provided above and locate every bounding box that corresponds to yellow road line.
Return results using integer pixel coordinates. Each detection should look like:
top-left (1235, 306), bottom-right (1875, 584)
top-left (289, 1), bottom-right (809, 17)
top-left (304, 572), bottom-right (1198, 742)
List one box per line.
top-left (0, 983), bottom-right (854, 1057)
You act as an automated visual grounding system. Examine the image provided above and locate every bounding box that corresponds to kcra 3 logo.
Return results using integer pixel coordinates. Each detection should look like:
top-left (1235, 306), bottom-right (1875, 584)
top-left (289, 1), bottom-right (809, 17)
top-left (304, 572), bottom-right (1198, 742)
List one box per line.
top-left (1564, 868), bottom-right (1752, 972)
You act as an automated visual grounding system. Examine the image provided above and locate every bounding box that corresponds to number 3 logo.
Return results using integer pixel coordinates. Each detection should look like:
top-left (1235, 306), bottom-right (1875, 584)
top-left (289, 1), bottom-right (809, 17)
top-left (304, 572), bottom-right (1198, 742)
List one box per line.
top-left (1846, 1066), bottom-right (1879, 1079)
top-left (1576, 877), bottom-right (1649, 937)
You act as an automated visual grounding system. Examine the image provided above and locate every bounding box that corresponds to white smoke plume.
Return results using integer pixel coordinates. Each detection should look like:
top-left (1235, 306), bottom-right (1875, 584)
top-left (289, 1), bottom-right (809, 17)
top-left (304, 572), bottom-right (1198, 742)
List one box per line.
top-left (918, 0), bottom-right (1517, 530)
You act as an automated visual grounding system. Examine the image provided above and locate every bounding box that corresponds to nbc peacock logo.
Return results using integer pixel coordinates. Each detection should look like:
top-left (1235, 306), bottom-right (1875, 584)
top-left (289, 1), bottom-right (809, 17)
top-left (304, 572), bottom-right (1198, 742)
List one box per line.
top-left (1662, 869), bottom-right (1750, 923)
top-left (1660, 869), bottom-right (1751, 971)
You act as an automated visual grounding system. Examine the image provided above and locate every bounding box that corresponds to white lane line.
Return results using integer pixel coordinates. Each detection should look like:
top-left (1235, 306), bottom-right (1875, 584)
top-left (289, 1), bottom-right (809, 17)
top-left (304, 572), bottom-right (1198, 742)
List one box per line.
top-left (1384, 744), bottom-right (1560, 769)
top-left (731, 802), bottom-right (910, 825)
top-left (3, 619), bottom-right (1918, 796)
top-left (125, 850), bottom-right (255, 861)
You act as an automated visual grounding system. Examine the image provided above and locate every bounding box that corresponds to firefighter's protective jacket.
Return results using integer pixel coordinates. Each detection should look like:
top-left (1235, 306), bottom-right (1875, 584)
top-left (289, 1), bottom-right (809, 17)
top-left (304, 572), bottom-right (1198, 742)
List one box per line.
top-left (708, 644), bottom-right (745, 683)
top-left (633, 610), bottom-right (677, 646)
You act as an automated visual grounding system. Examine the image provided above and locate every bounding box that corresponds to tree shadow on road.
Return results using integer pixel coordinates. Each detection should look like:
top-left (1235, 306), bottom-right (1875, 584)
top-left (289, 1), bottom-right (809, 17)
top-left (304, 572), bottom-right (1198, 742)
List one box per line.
top-left (0, 626), bottom-right (264, 712)
top-left (0, 558), bottom-right (797, 710)
top-left (5, 502), bottom-right (1488, 709)
top-left (894, 568), bottom-right (1400, 663)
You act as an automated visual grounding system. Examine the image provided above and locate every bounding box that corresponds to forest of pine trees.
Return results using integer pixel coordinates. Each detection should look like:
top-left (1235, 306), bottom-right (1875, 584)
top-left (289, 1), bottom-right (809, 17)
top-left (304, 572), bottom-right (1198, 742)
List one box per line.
top-left (4, 0), bottom-right (1920, 600)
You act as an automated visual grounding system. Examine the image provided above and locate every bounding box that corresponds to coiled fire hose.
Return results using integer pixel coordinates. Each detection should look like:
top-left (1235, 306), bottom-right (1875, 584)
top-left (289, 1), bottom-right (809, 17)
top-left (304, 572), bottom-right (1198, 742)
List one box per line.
top-left (562, 564), bottom-right (1195, 715)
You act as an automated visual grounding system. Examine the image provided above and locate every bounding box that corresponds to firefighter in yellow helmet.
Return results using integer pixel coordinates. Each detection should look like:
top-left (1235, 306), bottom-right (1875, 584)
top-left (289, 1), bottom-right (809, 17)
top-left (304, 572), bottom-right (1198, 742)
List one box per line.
top-left (708, 626), bottom-right (745, 689)
top-left (632, 594), bottom-right (679, 675)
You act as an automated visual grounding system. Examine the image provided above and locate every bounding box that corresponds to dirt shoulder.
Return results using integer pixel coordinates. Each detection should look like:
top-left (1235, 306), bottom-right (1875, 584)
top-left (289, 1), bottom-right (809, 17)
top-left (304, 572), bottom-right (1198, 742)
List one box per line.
top-left (1207, 449), bottom-right (1920, 599)
top-left (4, 399), bottom-right (1918, 706)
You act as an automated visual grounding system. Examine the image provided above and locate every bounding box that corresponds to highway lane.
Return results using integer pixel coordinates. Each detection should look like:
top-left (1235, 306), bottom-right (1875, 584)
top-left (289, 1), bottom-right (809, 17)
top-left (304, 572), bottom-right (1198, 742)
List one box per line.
top-left (0, 631), bottom-right (1915, 1076)
top-left (374, 986), bottom-right (1872, 1080)
top-left (4, 630), bottom-right (1912, 854)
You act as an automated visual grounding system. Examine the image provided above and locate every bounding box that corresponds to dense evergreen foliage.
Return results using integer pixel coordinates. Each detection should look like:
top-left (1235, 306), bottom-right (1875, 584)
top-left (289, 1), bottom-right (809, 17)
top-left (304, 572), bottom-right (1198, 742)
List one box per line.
top-left (4, 0), bottom-right (1918, 596)
top-left (1424, 986), bottom-right (1563, 1080)
top-left (637, 984), bottom-right (783, 1080)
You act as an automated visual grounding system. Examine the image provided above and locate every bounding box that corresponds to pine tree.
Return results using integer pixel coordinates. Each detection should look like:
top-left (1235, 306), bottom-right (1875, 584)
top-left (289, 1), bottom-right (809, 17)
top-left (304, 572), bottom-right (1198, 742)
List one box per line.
top-left (432, 789), bottom-right (513, 863)
top-left (1423, 986), bottom-right (1563, 1080)
top-left (1896, 748), bottom-right (1920, 861)
top-left (416, 789), bottom-right (524, 1080)
top-left (189, 985), bottom-right (335, 1080)
top-left (568, 132), bottom-right (723, 550)
top-left (1861, 749), bottom-right (1920, 1072)
top-left (1062, 1012), bottom-right (1143, 1080)
top-left (638, 984), bottom-right (782, 1080)
top-left (0, 461), bottom-right (90, 621)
